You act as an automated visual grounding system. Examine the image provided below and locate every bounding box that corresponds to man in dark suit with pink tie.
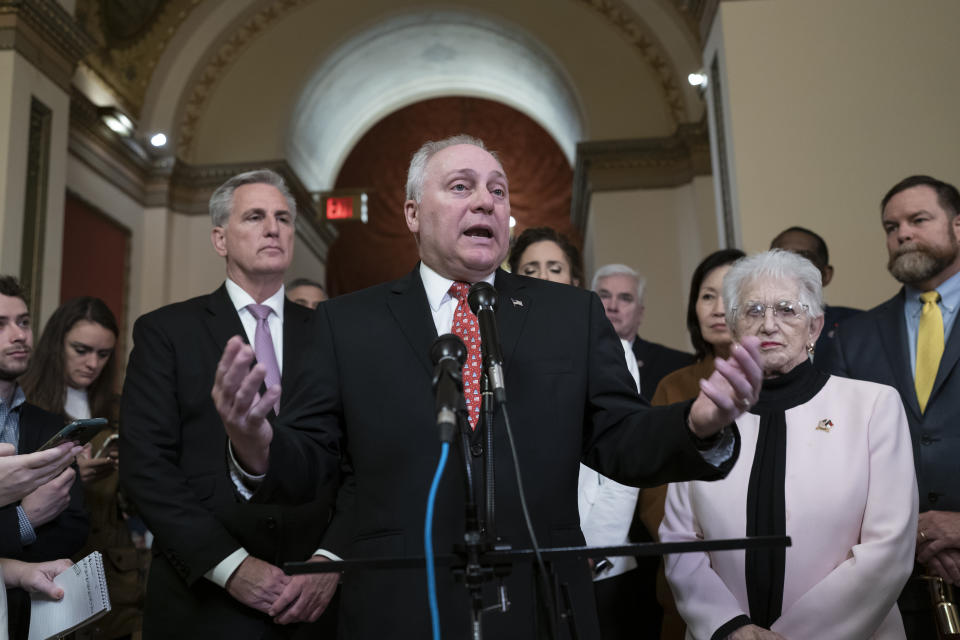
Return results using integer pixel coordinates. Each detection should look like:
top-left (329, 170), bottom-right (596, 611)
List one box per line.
top-left (120, 170), bottom-right (340, 639)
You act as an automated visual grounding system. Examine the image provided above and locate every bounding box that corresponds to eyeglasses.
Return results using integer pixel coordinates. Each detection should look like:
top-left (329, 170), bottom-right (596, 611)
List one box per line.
top-left (733, 300), bottom-right (809, 324)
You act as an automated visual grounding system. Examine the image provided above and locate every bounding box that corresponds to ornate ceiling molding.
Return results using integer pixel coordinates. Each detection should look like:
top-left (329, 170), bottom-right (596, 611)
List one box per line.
top-left (177, 0), bottom-right (699, 159)
top-left (570, 122), bottom-right (711, 233)
top-left (0, 0), bottom-right (94, 90)
top-left (575, 0), bottom-right (687, 124)
top-left (176, 0), bottom-right (308, 160)
top-left (69, 88), bottom-right (336, 261)
top-left (74, 0), bottom-right (201, 116)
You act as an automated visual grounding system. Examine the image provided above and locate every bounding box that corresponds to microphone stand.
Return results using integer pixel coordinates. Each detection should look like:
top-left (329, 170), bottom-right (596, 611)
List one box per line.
top-left (456, 405), bottom-right (487, 640)
top-left (482, 379), bottom-right (496, 542)
top-left (455, 373), bottom-right (514, 640)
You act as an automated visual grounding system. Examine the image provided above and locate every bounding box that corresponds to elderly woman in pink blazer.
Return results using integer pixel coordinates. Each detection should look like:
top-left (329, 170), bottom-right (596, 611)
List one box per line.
top-left (661, 250), bottom-right (918, 640)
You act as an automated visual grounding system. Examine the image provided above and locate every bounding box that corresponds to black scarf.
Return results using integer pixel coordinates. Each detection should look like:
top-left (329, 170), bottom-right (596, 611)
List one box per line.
top-left (744, 360), bottom-right (829, 628)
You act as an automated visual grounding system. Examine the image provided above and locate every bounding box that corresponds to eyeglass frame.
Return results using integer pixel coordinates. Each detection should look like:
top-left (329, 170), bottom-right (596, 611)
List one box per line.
top-left (731, 300), bottom-right (811, 324)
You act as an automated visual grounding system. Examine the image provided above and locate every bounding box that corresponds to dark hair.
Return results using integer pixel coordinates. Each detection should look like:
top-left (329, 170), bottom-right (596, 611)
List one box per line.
top-left (20, 297), bottom-right (119, 421)
top-left (0, 276), bottom-right (27, 303)
top-left (287, 277), bottom-right (324, 292)
top-left (507, 227), bottom-right (583, 286)
top-left (881, 175), bottom-right (960, 218)
top-left (687, 248), bottom-right (746, 360)
top-left (770, 226), bottom-right (829, 269)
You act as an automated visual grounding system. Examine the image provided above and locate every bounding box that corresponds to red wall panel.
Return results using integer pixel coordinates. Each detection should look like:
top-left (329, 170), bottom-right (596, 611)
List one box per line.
top-left (60, 193), bottom-right (129, 336)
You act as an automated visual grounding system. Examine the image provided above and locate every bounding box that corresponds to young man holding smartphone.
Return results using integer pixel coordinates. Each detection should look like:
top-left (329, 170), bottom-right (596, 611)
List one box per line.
top-left (0, 276), bottom-right (89, 639)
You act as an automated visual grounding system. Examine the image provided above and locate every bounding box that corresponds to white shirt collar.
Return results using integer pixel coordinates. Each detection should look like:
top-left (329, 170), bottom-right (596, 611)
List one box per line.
top-left (224, 278), bottom-right (285, 322)
top-left (419, 262), bottom-right (497, 312)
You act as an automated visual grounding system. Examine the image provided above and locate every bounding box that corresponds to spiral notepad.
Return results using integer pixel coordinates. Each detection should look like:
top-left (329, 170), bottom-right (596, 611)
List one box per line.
top-left (28, 551), bottom-right (111, 640)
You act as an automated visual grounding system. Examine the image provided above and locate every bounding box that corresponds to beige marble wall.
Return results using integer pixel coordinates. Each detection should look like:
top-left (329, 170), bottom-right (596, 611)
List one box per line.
top-left (706, 0), bottom-right (960, 310)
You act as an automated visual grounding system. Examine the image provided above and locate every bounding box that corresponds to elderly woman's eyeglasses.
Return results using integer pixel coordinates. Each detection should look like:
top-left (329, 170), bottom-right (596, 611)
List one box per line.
top-left (733, 300), bottom-right (809, 324)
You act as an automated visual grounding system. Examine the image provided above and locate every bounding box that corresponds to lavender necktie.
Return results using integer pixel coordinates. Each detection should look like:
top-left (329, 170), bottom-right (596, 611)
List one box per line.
top-left (246, 303), bottom-right (281, 413)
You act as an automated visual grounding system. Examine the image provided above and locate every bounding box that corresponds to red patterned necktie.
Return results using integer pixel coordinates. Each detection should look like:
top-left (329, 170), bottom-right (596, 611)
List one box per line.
top-left (449, 281), bottom-right (482, 428)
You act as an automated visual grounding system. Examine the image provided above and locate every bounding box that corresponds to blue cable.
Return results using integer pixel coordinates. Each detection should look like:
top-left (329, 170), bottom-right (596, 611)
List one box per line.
top-left (425, 441), bottom-right (450, 640)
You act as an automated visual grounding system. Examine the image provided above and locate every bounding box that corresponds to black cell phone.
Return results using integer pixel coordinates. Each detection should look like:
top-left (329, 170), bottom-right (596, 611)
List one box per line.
top-left (39, 417), bottom-right (109, 451)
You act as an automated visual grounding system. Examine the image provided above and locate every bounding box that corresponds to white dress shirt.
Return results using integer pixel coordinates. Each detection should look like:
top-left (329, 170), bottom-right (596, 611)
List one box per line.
top-left (420, 262), bottom-right (496, 334)
top-left (577, 339), bottom-right (642, 580)
top-left (64, 386), bottom-right (91, 420)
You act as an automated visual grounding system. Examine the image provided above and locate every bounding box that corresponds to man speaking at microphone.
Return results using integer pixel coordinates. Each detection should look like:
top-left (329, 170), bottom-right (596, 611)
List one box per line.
top-left (213, 135), bottom-right (764, 639)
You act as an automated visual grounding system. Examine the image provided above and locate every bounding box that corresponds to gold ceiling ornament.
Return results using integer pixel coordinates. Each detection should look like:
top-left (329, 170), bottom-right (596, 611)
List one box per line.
top-left (176, 0), bottom-right (309, 161)
top-left (575, 0), bottom-right (690, 124)
top-left (74, 0), bottom-right (202, 117)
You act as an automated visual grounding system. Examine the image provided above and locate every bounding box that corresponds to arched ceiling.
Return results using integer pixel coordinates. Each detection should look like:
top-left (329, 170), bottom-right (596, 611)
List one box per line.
top-left (286, 10), bottom-right (585, 190)
top-left (74, 0), bottom-right (711, 173)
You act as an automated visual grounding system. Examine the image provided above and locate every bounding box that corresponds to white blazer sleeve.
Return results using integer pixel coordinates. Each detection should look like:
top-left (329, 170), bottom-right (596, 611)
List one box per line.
top-left (661, 481), bottom-right (748, 639)
top-left (771, 386), bottom-right (918, 639)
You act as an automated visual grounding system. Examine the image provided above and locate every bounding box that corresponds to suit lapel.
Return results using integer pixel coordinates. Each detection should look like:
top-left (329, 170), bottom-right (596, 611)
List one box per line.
top-left (493, 270), bottom-right (529, 372)
top-left (202, 284), bottom-right (248, 351)
top-left (875, 291), bottom-right (920, 418)
top-left (387, 267), bottom-right (437, 378)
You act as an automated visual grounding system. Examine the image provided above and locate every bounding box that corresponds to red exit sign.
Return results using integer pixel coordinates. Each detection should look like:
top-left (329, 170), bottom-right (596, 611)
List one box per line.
top-left (326, 197), bottom-right (354, 220)
top-left (316, 191), bottom-right (369, 223)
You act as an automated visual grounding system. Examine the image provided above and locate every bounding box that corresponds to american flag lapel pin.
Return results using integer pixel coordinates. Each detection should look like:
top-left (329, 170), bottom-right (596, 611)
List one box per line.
top-left (511, 298), bottom-right (523, 307)
top-left (815, 418), bottom-right (834, 432)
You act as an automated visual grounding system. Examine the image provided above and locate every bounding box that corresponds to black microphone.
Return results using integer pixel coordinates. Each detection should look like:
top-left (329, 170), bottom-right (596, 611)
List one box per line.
top-left (430, 334), bottom-right (467, 443)
top-left (467, 282), bottom-right (506, 403)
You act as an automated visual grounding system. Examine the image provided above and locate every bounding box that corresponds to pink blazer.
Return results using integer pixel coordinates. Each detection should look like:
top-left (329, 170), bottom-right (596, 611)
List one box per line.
top-left (661, 376), bottom-right (918, 640)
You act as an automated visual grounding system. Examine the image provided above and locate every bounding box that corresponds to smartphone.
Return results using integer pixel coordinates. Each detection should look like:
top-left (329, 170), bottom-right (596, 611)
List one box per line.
top-left (39, 417), bottom-right (109, 451)
top-left (94, 433), bottom-right (120, 459)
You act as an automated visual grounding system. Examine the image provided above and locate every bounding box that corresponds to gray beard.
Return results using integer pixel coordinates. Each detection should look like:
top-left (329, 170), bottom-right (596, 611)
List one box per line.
top-left (888, 244), bottom-right (958, 285)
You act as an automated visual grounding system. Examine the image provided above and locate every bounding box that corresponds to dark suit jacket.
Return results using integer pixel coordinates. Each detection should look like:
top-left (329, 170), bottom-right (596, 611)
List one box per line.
top-left (279, 267), bottom-right (738, 639)
top-left (631, 338), bottom-right (695, 402)
top-left (832, 289), bottom-right (958, 513)
top-left (2, 402), bottom-right (88, 640)
top-left (119, 285), bottom-right (340, 639)
top-left (812, 304), bottom-right (860, 374)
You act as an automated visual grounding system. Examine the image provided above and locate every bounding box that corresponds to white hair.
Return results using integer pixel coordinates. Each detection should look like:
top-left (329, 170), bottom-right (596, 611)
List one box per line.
top-left (405, 134), bottom-right (497, 202)
top-left (208, 169), bottom-right (297, 227)
top-left (591, 264), bottom-right (646, 302)
top-left (722, 249), bottom-right (824, 331)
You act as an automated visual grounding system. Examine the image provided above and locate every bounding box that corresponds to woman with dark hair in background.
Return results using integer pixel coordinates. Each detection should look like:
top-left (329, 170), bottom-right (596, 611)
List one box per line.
top-left (507, 226), bottom-right (583, 286)
top-left (21, 297), bottom-right (148, 640)
top-left (21, 297), bottom-right (118, 430)
top-left (652, 249), bottom-right (746, 406)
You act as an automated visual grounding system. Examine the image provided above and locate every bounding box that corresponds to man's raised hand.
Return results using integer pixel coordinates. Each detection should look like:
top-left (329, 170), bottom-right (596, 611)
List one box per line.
top-left (211, 335), bottom-right (280, 475)
top-left (689, 336), bottom-right (763, 439)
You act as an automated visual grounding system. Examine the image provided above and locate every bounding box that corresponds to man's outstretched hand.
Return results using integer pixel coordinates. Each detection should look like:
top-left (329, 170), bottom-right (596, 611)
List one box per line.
top-left (211, 336), bottom-right (280, 475)
top-left (689, 336), bottom-right (763, 439)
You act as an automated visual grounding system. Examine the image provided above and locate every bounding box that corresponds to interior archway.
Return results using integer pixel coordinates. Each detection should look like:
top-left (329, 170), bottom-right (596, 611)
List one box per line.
top-left (286, 9), bottom-right (585, 191)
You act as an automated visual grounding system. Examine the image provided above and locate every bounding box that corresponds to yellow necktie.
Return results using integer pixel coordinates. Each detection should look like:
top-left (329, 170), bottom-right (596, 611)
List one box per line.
top-left (915, 291), bottom-right (944, 413)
